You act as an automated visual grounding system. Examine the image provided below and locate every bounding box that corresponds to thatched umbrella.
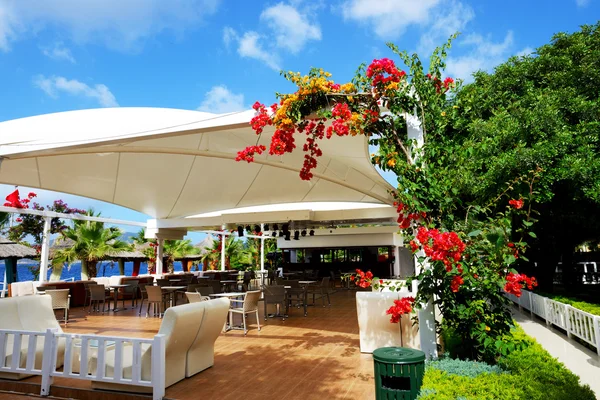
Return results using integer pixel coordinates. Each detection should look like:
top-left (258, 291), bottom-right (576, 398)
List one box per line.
top-left (105, 248), bottom-right (148, 275)
top-left (0, 237), bottom-right (37, 284)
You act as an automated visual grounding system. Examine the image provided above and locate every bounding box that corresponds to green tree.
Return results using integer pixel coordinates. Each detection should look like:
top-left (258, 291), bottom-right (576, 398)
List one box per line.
top-left (201, 234), bottom-right (250, 270)
top-left (445, 23), bottom-right (600, 290)
top-left (163, 239), bottom-right (198, 273)
top-left (52, 210), bottom-right (129, 280)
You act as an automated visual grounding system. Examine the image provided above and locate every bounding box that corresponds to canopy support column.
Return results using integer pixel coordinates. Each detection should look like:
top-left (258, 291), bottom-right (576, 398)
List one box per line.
top-left (407, 111), bottom-right (437, 360)
top-left (156, 239), bottom-right (164, 274)
top-left (220, 225), bottom-right (226, 271)
top-left (260, 223), bottom-right (265, 288)
top-left (38, 216), bottom-right (51, 283)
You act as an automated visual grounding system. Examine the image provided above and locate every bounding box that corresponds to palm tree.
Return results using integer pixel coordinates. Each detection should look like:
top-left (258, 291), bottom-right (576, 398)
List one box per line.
top-left (0, 212), bottom-right (9, 232)
top-left (201, 234), bottom-right (251, 270)
top-left (52, 210), bottom-right (129, 280)
top-left (163, 239), bottom-right (198, 273)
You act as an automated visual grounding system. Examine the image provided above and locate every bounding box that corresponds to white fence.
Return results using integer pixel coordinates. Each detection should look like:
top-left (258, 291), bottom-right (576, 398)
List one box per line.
top-left (0, 328), bottom-right (166, 400)
top-left (506, 290), bottom-right (600, 355)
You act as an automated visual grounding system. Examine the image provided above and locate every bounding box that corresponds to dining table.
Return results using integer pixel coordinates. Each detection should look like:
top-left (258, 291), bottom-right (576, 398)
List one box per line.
top-left (107, 284), bottom-right (130, 312)
top-left (160, 285), bottom-right (187, 307)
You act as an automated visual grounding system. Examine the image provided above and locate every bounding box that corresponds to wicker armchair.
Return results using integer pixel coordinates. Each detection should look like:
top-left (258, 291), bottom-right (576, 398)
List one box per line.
top-left (45, 289), bottom-right (70, 324)
top-left (263, 285), bottom-right (287, 320)
top-left (307, 277), bottom-right (331, 307)
top-left (229, 290), bottom-right (261, 335)
top-left (185, 292), bottom-right (209, 303)
top-left (88, 284), bottom-right (111, 313)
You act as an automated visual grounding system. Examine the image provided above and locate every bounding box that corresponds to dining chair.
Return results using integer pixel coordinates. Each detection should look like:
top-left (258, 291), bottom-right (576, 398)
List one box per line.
top-left (185, 292), bottom-right (209, 303)
top-left (229, 290), bottom-right (262, 335)
top-left (287, 284), bottom-right (308, 317)
top-left (145, 285), bottom-right (167, 318)
top-left (82, 281), bottom-right (97, 308)
top-left (263, 285), bottom-right (287, 320)
top-left (45, 289), bottom-right (70, 324)
top-left (122, 280), bottom-right (139, 308)
top-left (197, 286), bottom-right (214, 297)
top-left (307, 277), bottom-right (331, 307)
top-left (156, 279), bottom-right (170, 287)
top-left (89, 284), bottom-right (111, 313)
top-left (138, 282), bottom-right (149, 315)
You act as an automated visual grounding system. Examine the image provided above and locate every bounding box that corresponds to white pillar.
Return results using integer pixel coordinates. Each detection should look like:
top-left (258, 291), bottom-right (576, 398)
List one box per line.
top-left (156, 238), bottom-right (164, 274)
top-left (393, 246), bottom-right (401, 277)
top-left (407, 111), bottom-right (437, 359)
top-left (220, 225), bottom-right (226, 271)
top-left (260, 224), bottom-right (265, 287)
top-left (414, 251), bottom-right (437, 359)
top-left (38, 217), bottom-right (51, 283)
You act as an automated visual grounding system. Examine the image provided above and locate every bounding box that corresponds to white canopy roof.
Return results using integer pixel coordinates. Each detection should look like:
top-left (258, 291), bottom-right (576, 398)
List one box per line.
top-left (0, 107), bottom-right (395, 219)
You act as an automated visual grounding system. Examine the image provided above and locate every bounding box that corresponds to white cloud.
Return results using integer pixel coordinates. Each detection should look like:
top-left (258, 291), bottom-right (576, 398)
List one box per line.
top-left (260, 3), bottom-right (321, 54)
top-left (341, 0), bottom-right (441, 39)
top-left (417, 1), bottom-right (474, 55)
top-left (222, 26), bottom-right (237, 49)
top-left (197, 85), bottom-right (245, 114)
top-left (33, 75), bottom-right (119, 107)
top-left (225, 3), bottom-right (319, 70)
top-left (41, 42), bottom-right (75, 63)
top-left (576, 0), bottom-right (590, 7)
top-left (445, 31), bottom-right (514, 81)
top-left (516, 47), bottom-right (533, 57)
top-left (237, 31), bottom-right (281, 71)
top-left (0, 0), bottom-right (221, 52)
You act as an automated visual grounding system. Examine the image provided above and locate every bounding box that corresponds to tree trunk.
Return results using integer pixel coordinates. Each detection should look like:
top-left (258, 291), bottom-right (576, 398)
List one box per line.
top-left (81, 260), bottom-right (98, 280)
top-left (81, 260), bottom-right (89, 280)
top-left (166, 258), bottom-right (174, 274)
top-left (118, 259), bottom-right (125, 275)
top-left (50, 263), bottom-right (63, 281)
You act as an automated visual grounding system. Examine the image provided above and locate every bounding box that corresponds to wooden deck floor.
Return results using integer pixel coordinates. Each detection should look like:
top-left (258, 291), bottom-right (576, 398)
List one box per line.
top-left (9, 289), bottom-right (376, 400)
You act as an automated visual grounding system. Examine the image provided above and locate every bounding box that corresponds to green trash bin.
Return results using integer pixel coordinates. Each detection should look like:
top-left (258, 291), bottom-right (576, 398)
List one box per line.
top-left (373, 347), bottom-right (425, 400)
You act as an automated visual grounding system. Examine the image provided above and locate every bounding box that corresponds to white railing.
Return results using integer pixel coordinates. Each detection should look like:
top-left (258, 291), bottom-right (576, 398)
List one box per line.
top-left (0, 329), bottom-right (48, 377)
top-left (0, 328), bottom-right (166, 400)
top-left (506, 290), bottom-right (600, 355)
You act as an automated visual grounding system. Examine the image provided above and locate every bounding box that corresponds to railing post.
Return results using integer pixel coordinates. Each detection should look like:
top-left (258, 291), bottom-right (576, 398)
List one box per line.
top-left (151, 334), bottom-right (166, 400)
top-left (565, 304), bottom-right (572, 339)
top-left (544, 297), bottom-right (550, 326)
top-left (594, 316), bottom-right (600, 356)
top-left (528, 291), bottom-right (534, 318)
top-left (40, 328), bottom-right (56, 396)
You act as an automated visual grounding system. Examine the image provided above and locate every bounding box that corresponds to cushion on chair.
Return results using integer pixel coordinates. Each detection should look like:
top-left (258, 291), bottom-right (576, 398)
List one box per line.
top-left (185, 298), bottom-right (229, 377)
top-left (10, 281), bottom-right (35, 297)
top-left (92, 301), bottom-right (207, 393)
top-left (0, 295), bottom-right (64, 380)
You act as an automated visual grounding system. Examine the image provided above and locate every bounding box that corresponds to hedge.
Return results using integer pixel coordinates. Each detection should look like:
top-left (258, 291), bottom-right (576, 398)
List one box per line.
top-left (417, 326), bottom-right (595, 400)
top-left (544, 294), bottom-right (600, 317)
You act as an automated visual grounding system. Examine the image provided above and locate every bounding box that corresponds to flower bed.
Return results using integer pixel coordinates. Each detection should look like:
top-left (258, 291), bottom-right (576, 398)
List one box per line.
top-left (417, 326), bottom-right (595, 399)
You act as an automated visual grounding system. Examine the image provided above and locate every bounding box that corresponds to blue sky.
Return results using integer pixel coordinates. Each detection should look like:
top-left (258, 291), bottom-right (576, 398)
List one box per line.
top-left (0, 0), bottom-right (598, 241)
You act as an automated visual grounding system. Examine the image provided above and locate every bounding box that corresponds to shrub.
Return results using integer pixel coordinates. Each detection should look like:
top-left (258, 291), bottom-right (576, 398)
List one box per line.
top-left (427, 358), bottom-right (504, 378)
top-left (546, 294), bottom-right (600, 317)
top-left (419, 326), bottom-right (595, 400)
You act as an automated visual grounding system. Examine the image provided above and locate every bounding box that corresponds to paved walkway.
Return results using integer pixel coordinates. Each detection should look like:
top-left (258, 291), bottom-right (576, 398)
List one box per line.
top-left (514, 309), bottom-right (600, 397)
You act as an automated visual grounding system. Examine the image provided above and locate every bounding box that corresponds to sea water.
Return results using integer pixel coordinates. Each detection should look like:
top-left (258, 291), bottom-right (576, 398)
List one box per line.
top-left (0, 260), bottom-right (187, 282)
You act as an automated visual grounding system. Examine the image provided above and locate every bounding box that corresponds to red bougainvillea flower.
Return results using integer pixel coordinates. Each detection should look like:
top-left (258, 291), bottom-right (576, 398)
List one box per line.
top-left (508, 199), bottom-right (524, 209)
top-left (386, 297), bottom-right (415, 323)
top-left (236, 145), bottom-right (267, 163)
top-left (504, 272), bottom-right (537, 297)
top-left (450, 275), bottom-right (464, 292)
top-left (366, 58), bottom-right (406, 88)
